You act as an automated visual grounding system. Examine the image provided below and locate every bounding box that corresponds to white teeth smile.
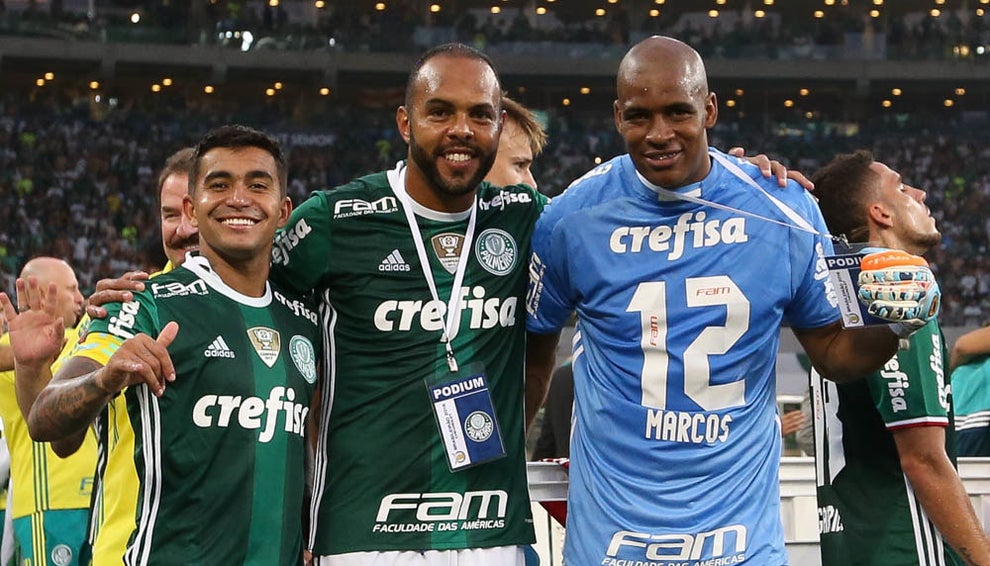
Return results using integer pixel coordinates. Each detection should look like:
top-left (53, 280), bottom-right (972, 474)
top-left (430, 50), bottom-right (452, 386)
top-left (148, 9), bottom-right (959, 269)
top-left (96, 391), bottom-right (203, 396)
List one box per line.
top-left (222, 218), bottom-right (256, 226)
top-left (446, 153), bottom-right (471, 162)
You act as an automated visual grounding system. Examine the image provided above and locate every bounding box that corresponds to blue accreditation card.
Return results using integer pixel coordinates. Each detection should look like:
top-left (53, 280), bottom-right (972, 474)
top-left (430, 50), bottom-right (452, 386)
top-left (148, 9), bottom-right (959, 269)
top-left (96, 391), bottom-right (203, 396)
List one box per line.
top-left (826, 242), bottom-right (888, 329)
top-left (427, 367), bottom-right (506, 471)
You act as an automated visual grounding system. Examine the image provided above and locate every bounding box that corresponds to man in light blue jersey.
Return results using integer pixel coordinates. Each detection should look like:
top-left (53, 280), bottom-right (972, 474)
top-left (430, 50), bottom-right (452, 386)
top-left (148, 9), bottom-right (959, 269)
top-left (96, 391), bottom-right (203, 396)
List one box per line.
top-left (524, 36), bottom-right (941, 565)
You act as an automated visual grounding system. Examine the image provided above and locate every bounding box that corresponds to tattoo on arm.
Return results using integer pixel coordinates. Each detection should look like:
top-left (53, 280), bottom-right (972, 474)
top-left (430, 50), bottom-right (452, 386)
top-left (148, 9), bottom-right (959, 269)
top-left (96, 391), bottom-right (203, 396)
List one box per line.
top-left (29, 357), bottom-right (114, 442)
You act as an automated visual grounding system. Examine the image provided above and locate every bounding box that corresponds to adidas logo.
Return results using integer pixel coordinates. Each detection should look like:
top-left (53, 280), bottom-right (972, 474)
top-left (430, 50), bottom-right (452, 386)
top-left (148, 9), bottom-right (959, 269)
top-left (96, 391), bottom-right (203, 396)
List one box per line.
top-left (204, 336), bottom-right (236, 359)
top-left (379, 249), bottom-right (411, 272)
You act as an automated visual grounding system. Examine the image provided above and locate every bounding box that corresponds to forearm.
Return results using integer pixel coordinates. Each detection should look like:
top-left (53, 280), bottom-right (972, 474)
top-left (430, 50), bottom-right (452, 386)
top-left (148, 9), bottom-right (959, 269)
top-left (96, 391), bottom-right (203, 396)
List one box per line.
top-left (0, 344), bottom-right (12, 372)
top-left (896, 428), bottom-right (990, 565)
top-left (801, 324), bottom-right (900, 384)
top-left (525, 331), bottom-right (560, 431)
top-left (904, 457), bottom-right (990, 565)
top-left (28, 365), bottom-right (114, 442)
top-left (14, 359), bottom-right (54, 423)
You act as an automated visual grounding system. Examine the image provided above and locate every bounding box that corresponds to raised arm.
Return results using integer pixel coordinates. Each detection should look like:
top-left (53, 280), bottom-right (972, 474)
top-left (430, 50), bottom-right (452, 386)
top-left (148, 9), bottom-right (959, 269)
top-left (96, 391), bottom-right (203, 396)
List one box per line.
top-left (893, 426), bottom-right (990, 565)
top-left (951, 326), bottom-right (990, 374)
top-left (525, 331), bottom-right (561, 431)
top-left (794, 322), bottom-right (899, 384)
top-left (29, 323), bottom-right (178, 444)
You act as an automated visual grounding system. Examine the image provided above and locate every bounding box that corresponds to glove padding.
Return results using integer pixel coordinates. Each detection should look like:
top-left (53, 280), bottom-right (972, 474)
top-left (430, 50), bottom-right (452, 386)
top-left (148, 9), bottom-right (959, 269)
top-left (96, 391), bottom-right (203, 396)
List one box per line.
top-left (857, 249), bottom-right (940, 333)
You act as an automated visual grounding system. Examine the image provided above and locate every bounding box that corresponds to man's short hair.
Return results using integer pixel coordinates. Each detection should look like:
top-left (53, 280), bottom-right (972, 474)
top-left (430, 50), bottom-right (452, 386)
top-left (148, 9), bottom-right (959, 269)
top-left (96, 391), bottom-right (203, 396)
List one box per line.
top-left (810, 149), bottom-right (878, 243)
top-left (157, 147), bottom-right (194, 207)
top-left (189, 125), bottom-right (288, 197)
top-left (502, 96), bottom-right (547, 157)
top-left (404, 43), bottom-right (502, 112)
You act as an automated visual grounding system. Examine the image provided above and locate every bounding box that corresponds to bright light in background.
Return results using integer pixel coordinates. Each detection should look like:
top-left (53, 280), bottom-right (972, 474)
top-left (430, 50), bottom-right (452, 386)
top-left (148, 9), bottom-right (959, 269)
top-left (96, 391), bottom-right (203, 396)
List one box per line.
top-left (754, 10), bottom-right (766, 17)
top-left (595, 8), bottom-right (606, 16)
top-left (151, 84), bottom-right (161, 92)
top-left (930, 9), bottom-right (941, 16)
top-left (320, 87), bottom-right (330, 96)
top-left (274, 82), bottom-right (283, 90)
top-left (649, 9), bottom-right (659, 16)
top-left (268, 0), bottom-right (278, 5)
top-left (536, 6), bottom-right (546, 14)
top-left (430, 4), bottom-right (441, 13)
top-left (708, 9), bottom-right (719, 17)
top-left (89, 81), bottom-right (99, 89)
top-left (784, 99), bottom-right (794, 108)
top-left (891, 88), bottom-right (902, 96)
top-left (376, 3), bottom-right (386, 10)
top-left (594, 157), bottom-right (602, 164)
top-left (204, 85), bottom-right (215, 94)
top-left (491, 6), bottom-right (501, 14)
top-left (579, 87), bottom-right (590, 94)
top-left (562, 98), bottom-right (571, 106)
top-left (799, 88), bottom-right (809, 96)
top-left (814, 10), bottom-right (824, 17)
top-left (726, 99), bottom-right (736, 107)
top-left (130, 12), bottom-right (140, 23)
top-left (315, 0), bottom-right (324, 7)
top-left (162, 78), bottom-right (172, 86)
top-left (882, 99), bottom-right (892, 108)
top-left (955, 87), bottom-right (966, 96)
top-left (242, 30), bottom-right (254, 51)
top-left (266, 88), bottom-right (276, 96)
top-left (944, 99), bottom-right (954, 107)
top-left (735, 88), bottom-right (744, 96)
top-left (44, 72), bottom-right (54, 80)
top-left (36, 78), bottom-right (45, 86)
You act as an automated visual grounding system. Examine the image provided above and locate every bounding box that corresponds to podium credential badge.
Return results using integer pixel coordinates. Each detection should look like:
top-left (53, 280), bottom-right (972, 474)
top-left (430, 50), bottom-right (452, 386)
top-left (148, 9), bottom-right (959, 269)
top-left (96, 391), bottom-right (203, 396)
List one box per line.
top-left (427, 367), bottom-right (506, 471)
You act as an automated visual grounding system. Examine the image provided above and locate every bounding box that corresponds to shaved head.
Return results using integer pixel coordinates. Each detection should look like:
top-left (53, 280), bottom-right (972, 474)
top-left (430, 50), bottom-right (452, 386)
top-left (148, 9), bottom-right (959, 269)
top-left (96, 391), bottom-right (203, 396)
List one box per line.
top-left (20, 257), bottom-right (84, 327)
top-left (613, 35), bottom-right (717, 189)
top-left (617, 36), bottom-right (708, 101)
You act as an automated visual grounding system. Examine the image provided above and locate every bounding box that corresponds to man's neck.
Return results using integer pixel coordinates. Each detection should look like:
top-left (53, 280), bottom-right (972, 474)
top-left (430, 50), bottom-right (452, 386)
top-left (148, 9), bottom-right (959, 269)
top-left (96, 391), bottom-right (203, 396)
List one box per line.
top-left (199, 251), bottom-right (270, 298)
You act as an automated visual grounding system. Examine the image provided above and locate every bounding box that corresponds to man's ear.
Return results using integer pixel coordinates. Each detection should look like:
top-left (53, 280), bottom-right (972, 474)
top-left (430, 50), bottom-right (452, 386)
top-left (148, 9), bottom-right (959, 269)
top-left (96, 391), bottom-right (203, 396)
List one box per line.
top-left (183, 194), bottom-right (198, 228)
top-left (867, 202), bottom-right (892, 228)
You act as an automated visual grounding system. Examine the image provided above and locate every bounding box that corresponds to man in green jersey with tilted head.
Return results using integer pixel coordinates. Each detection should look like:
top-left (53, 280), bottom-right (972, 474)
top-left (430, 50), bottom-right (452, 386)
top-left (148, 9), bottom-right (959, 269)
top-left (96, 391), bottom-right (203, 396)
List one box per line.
top-left (7, 124), bottom-right (321, 565)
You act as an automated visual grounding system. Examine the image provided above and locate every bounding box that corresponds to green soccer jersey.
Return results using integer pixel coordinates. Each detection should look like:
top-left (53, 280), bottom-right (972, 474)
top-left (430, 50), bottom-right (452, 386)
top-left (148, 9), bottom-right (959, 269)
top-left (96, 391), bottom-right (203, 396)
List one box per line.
top-left (81, 254), bottom-right (320, 566)
top-left (812, 321), bottom-right (961, 566)
top-left (271, 163), bottom-right (546, 555)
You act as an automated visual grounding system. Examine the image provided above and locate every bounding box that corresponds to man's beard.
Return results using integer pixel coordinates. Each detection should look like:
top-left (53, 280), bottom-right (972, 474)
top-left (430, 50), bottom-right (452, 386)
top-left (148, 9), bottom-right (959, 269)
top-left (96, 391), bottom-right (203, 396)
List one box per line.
top-left (408, 130), bottom-right (496, 202)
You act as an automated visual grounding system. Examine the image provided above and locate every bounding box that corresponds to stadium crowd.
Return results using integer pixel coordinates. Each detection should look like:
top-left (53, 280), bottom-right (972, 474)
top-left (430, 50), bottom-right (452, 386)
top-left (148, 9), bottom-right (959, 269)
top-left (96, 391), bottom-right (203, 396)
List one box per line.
top-left (0, 91), bottom-right (988, 327)
top-left (3, 0), bottom-right (990, 62)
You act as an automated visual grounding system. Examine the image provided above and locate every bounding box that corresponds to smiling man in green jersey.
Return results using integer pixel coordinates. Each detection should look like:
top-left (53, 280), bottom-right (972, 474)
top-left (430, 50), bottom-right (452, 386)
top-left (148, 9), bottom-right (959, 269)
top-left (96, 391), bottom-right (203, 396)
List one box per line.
top-left (10, 125), bottom-right (321, 565)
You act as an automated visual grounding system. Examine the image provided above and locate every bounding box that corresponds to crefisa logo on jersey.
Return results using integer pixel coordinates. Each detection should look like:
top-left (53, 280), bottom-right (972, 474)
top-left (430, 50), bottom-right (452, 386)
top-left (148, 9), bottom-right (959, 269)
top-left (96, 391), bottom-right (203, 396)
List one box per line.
top-left (464, 411), bottom-right (494, 442)
top-left (289, 335), bottom-right (317, 384)
top-left (475, 229), bottom-right (517, 276)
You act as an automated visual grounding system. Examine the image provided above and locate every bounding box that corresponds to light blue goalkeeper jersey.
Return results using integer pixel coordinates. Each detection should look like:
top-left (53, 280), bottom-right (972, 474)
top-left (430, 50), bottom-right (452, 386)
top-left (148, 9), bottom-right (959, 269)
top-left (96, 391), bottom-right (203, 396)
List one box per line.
top-left (526, 149), bottom-right (841, 565)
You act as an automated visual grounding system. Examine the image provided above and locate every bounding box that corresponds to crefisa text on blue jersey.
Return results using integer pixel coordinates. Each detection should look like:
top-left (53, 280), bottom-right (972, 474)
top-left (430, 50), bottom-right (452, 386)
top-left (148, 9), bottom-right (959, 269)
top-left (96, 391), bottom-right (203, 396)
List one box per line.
top-left (644, 409), bottom-right (732, 444)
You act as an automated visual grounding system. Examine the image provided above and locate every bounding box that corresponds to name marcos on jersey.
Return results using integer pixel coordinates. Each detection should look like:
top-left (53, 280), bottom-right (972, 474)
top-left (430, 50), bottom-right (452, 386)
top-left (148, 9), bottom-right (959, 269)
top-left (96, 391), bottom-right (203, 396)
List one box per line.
top-left (374, 285), bottom-right (517, 335)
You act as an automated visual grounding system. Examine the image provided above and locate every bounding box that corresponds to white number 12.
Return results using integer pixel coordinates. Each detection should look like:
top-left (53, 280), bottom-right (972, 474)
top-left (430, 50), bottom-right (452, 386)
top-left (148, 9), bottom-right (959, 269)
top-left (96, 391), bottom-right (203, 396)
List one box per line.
top-left (626, 276), bottom-right (749, 411)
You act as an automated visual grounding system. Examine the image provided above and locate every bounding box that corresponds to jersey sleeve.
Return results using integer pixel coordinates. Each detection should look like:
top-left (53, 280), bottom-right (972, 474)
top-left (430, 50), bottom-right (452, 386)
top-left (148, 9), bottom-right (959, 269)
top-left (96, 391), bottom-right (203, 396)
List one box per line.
top-left (783, 190), bottom-right (842, 330)
top-left (72, 291), bottom-right (160, 366)
top-left (867, 322), bottom-right (950, 430)
top-left (270, 191), bottom-right (333, 294)
top-left (525, 199), bottom-right (576, 334)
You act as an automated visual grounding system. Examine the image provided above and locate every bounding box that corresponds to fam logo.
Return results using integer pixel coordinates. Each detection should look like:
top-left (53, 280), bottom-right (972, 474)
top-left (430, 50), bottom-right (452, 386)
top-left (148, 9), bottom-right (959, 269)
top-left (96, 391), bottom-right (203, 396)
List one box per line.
top-left (475, 229), bottom-right (517, 276)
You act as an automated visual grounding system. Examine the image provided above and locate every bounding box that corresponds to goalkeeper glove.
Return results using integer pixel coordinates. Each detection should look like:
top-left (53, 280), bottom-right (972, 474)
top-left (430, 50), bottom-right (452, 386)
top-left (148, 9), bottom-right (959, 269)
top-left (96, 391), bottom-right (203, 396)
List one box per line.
top-left (857, 248), bottom-right (940, 338)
